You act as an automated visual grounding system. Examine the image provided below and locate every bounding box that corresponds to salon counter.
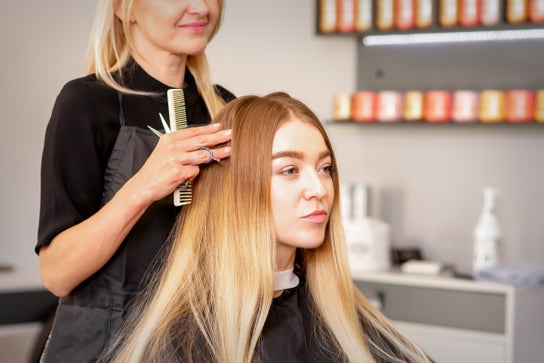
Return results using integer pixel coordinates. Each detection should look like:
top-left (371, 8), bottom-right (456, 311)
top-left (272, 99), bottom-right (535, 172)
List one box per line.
top-left (0, 268), bottom-right (57, 363)
top-left (352, 270), bottom-right (544, 363)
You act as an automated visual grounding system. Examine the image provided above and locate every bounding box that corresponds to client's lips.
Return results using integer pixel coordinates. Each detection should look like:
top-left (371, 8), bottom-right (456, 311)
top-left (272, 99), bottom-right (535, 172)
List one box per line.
top-left (302, 210), bottom-right (328, 223)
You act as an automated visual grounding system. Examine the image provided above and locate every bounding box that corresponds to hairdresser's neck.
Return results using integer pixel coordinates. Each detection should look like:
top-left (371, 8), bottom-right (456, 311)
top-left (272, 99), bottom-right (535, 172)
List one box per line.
top-left (132, 52), bottom-right (187, 89)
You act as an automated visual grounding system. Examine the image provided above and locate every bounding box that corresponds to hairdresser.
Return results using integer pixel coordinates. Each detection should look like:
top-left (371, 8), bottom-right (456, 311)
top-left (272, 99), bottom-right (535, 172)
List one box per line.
top-left (35, 1), bottom-right (234, 361)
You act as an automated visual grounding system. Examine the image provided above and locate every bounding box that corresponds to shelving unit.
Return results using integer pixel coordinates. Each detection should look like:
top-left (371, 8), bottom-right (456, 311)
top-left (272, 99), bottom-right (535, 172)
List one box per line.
top-left (316, 0), bottom-right (544, 124)
top-left (316, 0), bottom-right (544, 36)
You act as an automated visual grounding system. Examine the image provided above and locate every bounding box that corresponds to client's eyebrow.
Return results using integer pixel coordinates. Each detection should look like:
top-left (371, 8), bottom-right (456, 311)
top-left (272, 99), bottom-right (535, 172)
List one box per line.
top-left (272, 150), bottom-right (331, 161)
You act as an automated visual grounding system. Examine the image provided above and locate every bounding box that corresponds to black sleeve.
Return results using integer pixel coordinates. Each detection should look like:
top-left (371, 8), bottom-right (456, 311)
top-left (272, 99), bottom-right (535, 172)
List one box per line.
top-left (36, 79), bottom-right (113, 253)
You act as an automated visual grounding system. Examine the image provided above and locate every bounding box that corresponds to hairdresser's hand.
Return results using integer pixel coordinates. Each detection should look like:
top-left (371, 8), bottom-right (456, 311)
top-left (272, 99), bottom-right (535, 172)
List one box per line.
top-left (40, 123), bottom-right (230, 297)
top-left (127, 123), bottom-right (232, 206)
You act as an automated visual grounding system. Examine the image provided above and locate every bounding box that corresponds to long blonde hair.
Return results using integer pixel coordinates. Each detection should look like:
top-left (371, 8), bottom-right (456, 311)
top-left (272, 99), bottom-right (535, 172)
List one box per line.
top-left (107, 93), bottom-right (431, 363)
top-left (85, 0), bottom-right (226, 117)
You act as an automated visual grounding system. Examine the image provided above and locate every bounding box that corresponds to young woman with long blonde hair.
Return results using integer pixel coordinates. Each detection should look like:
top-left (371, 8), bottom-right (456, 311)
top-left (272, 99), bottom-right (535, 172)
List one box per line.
top-left (36, 1), bottom-right (233, 361)
top-left (107, 92), bottom-right (432, 363)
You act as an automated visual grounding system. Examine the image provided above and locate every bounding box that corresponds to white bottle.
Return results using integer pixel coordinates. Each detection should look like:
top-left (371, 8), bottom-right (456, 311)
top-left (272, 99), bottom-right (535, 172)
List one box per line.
top-left (343, 184), bottom-right (391, 274)
top-left (472, 187), bottom-right (502, 275)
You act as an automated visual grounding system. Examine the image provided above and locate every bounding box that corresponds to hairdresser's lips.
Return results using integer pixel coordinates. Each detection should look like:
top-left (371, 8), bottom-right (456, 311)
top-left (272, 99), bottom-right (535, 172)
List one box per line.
top-left (302, 210), bottom-right (328, 224)
top-left (179, 21), bottom-right (208, 32)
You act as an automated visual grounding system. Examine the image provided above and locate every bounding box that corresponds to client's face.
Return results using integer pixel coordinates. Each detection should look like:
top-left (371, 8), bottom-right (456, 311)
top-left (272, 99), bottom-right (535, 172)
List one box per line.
top-left (270, 118), bottom-right (334, 269)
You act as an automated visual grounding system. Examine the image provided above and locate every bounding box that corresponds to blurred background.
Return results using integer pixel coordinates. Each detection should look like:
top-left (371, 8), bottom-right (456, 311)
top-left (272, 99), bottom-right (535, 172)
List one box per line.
top-left (1, 1), bottom-right (543, 362)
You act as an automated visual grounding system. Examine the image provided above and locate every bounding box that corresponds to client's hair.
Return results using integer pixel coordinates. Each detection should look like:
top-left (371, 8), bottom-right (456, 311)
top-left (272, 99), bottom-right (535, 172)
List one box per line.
top-left (106, 93), bottom-right (431, 363)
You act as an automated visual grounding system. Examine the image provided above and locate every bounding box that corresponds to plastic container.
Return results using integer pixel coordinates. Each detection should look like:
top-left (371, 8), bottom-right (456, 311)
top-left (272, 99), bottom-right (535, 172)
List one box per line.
top-left (452, 90), bottom-right (479, 122)
top-left (506, 90), bottom-right (534, 123)
top-left (530, 0), bottom-right (544, 22)
top-left (355, 0), bottom-right (373, 31)
top-left (459, 0), bottom-right (481, 27)
top-left (535, 90), bottom-right (544, 122)
top-left (333, 92), bottom-right (352, 121)
top-left (481, 0), bottom-right (501, 25)
top-left (351, 91), bottom-right (377, 122)
top-left (473, 187), bottom-right (502, 275)
top-left (416, 0), bottom-right (434, 27)
top-left (395, 0), bottom-right (416, 29)
top-left (506, 0), bottom-right (528, 23)
top-left (377, 0), bottom-right (395, 29)
top-left (440, 0), bottom-right (459, 27)
top-left (424, 91), bottom-right (452, 122)
top-left (343, 184), bottom-right (392, 274)
top-left (377, 91), bottom-right (403, 122)
top-left (478, 90), bottom-right (506, 122)
top-left (319, 0), bottom-right (338, 33)
top-left (403, 91), bottom-right (424, 121)
top-left (337, 0), bottom-right (356, 32)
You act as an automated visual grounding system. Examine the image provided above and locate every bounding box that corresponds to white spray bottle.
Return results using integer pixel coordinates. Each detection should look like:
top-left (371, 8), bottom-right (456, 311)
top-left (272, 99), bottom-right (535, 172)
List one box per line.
top-left (472, 187), bottom-right (502, 276)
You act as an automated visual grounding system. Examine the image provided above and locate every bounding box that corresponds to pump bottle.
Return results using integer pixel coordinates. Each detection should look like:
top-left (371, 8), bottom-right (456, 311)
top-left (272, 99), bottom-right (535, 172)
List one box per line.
top-left (472, 187), bottom-right (502, 276)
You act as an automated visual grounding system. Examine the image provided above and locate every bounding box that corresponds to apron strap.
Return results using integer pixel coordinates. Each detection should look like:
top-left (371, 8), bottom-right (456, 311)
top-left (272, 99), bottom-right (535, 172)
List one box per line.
top-left (117, 92), bottom-right (126, 127)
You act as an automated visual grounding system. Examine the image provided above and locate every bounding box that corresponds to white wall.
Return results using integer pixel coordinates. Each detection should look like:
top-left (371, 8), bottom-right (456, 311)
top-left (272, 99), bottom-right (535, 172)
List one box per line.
top-left (2, 1), bottom-right (543, 274)
top-left (1, 1), bottom-right (96, 269)
top-left (207, 1), bottom-right (356, 119)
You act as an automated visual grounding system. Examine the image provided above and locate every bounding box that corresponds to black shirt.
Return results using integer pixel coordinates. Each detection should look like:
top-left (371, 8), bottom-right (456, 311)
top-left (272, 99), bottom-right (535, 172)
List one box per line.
top-left (37, 61), bottom-right (234, 252)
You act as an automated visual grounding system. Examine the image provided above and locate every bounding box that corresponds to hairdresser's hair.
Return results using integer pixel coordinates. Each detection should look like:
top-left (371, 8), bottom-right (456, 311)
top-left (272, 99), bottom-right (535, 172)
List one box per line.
top-left (106, 93), bottom-right (431, 363)
top-left (85, 0), bottom-right (225, 117)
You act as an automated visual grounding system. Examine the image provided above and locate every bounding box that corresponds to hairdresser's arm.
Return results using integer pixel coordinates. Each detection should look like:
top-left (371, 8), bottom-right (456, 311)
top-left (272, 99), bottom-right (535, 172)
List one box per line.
top-left (39, 124), bottom-right (231, 297)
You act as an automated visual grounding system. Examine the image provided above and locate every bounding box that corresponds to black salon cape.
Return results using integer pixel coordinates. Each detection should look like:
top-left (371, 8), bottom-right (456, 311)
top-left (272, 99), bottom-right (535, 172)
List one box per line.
top-left (181, 275), bottom-right (409, 362)
top-left (258, 275), bottom-right (419, 363)
top-left (258, 275), bottom-right (343, 362)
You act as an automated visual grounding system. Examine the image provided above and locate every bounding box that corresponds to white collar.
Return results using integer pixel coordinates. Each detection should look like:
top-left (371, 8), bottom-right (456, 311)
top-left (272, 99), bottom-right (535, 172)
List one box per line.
top-left (273, 268), bottom-right (300, 291)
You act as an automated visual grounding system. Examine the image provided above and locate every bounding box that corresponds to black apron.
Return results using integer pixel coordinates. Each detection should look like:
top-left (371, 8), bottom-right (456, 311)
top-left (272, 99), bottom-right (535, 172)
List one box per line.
top-left (41, 93), bottom-right (178, 362)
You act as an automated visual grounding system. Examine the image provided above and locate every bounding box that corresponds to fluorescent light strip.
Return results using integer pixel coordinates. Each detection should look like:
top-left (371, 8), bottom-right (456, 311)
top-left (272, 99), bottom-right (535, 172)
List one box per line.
top-left (363, 29), bottom-right (544, 46)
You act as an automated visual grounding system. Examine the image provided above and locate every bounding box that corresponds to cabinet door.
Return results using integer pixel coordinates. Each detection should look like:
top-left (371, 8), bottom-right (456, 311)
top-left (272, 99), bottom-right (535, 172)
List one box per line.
top-left (395, 321), bottom-right (508, 363)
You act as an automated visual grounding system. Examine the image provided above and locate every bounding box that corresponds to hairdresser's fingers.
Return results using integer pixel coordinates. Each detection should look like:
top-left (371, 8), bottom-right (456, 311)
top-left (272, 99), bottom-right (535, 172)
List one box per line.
top-left (167, 146), bottom-right (230, 167)
top-left (134, 127), bottom-right (230, 199)
top-left (126, 139), bottom-right (205, 204)
top-left (197, 146), bottom-right (231, 164)
top-left (169, 122), bottom-right (224, 141)
top-left (167, 126), bottom-right (232, 152)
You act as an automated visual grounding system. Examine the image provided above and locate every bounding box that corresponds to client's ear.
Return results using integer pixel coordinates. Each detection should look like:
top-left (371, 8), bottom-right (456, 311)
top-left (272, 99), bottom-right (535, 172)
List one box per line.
top-left (114, 3), bottom-right (125, 21)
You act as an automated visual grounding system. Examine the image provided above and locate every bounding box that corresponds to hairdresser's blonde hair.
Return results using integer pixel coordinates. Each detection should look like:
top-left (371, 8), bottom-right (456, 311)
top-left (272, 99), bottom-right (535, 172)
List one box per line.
top-left (107, 93), bottom-right (431, 363)
top-left (85, 0), bottom-right (225, 117)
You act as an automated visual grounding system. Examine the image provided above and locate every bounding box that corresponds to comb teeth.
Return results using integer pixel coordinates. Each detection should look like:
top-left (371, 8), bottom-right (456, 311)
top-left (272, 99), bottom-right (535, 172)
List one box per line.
top-left (174, 182), bottom-right (192, 206)
top-left (167, 89), bottom-right (191, 206)
top-left (167, 89), bottom-right (187, 131)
